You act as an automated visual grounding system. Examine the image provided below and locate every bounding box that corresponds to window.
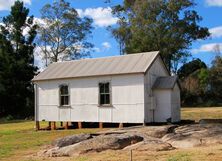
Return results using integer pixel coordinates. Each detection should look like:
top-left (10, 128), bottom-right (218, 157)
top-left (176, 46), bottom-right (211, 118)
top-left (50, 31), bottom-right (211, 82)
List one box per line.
top-left (59, 85), bottom-right (69, 106)
top-left (99, 82), bottom-right (111, 106)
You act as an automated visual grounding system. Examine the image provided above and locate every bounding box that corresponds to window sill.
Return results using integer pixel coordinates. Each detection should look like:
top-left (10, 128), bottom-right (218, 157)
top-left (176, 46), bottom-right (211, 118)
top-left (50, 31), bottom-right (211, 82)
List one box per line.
top-left (59, 105), bottom-right (71, 108)
top-left (98, 104), bottom-right (113, 107)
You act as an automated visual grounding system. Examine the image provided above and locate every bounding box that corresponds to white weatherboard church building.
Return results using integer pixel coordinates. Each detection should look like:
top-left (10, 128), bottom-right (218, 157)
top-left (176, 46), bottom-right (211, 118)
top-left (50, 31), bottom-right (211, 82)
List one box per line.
top-left (32, 51), bottom-right (180, 127)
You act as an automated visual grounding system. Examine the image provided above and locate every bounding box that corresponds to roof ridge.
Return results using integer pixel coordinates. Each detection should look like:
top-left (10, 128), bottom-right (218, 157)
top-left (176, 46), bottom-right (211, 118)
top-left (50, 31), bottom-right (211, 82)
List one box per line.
top-left (52, 51), bottom-right (159, 64)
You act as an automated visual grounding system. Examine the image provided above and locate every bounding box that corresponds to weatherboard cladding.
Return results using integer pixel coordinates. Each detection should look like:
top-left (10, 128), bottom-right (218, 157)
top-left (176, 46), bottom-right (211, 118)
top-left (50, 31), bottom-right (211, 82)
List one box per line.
top-left (152, 76), bottom-right (178, 89)
top-left (32, 51), bottom-right (159, 81)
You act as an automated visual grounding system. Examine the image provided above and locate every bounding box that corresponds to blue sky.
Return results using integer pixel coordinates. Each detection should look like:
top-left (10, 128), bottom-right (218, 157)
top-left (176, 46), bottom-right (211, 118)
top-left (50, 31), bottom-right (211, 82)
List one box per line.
top-left (0, 0), bottom-right (222, 68)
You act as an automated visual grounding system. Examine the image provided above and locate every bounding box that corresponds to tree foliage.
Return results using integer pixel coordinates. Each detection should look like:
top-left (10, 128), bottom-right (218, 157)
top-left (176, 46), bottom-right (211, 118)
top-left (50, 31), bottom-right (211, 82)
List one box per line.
top-left (177, 58), bottom-right (207, 79)
top-left (0, 1), bottom-right (37, 118)
top-left (179, 56), bottom-right (222, 106)
top-left (111, 0), bottom-right (210, 72)
top-left (210, 56), bottom-right (222, 100)
top-left (38, 0), bottom-right (94, 66)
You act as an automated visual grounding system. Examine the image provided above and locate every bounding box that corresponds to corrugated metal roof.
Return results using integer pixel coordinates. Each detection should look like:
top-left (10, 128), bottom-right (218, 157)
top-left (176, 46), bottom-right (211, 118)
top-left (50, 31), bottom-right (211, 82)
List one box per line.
top-left (32, 51), bottom-right (159, 81)
top-left (152, 76), bottom-right (178, 89)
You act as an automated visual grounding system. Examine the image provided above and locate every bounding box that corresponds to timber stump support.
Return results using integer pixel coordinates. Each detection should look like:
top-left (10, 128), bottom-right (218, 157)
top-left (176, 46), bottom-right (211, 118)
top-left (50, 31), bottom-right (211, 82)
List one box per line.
top-left (35, 121), bottom-right (40, 131)
top-left (119, 123), bottom-right (123, 128)
top-left (78, 122), bottom-right (82, 129)
top-left (99, 122), bottom-right (103, 129)
top-left (48, 121), bottom-right (51, 130)
top-left (52, 122), bottom-right (56, 130)
top-left (64, 122), bottom-right (69, 130)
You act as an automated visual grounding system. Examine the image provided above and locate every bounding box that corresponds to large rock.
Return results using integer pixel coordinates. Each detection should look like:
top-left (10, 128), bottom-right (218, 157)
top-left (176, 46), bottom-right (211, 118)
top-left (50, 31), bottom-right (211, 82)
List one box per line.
top-left (133, 125), bottom-right (178, 138)
top-left (124, 136), bottom-right (174, 151)
top-left (39, 124), bottom-right (222, 158)
top-left (162, 124), bottom-right (222, 148)
top-left (52, 134), bottom-right (92, 147)
top-left (97, 125), bottom-right (178, 138)
top-left (46, 134), bottom-right (143, 157)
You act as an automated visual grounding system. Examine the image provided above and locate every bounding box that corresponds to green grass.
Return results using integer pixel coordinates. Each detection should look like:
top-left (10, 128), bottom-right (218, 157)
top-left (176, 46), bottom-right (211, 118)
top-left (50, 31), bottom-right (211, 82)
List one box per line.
top-left (1, 107), bottom-right (222, 161)
top-left (167, 153), bottom-right (192, 161)
top-left (0, 121), bottom-right (102, 161)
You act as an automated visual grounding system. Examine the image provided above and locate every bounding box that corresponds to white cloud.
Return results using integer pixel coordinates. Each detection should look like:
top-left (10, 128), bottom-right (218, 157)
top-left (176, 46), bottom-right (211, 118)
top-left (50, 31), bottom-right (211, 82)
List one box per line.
top-left (209, 26), bottom-right (222, 38)
top-left (22, 17), bottom-right (46, 36)
top-left (33, 17), bottom-right (46, 26)
top-left (205, 0), bottom-right (222, 6)
top-left (192, 43), bottom-right (222, 54)
top-left (102, 42), bottom-right (111, 49)
top-left (77, 7), bottom-right (118, 27)
top-left (34, 46), bottom-right (46, 71)
top-left (0, 0), bottom-right (31, 11)
top-left (93, 47), bottom-right (101, 52)
top-left (91, 42), bottom-right (112, 53)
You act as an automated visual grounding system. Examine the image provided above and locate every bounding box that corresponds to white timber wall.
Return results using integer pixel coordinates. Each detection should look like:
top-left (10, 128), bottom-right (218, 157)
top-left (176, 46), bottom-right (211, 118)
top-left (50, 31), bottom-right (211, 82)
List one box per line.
top-left (36, 74), bottom-right (145, 123)
top-left (144, 56), bottom-right (169, 123)
top-left (153, 85), bottom-right (181, 123)
top-left (153, 89), bottom-right (172, 122)
top-left (171, 84), bottom-right (181, 122)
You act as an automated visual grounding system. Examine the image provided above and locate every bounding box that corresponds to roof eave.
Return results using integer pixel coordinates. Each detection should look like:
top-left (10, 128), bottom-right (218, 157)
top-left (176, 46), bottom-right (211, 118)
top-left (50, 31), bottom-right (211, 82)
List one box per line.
top-left (32, 72), bottom-right (145, 82)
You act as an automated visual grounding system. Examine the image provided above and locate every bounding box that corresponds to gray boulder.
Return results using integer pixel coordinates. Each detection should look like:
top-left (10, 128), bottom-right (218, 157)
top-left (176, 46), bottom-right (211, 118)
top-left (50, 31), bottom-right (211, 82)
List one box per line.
top-left (97, 125), bottom-right (178, 138)
top-left (162, 124), bottom-right (222, 148)
top-left (134, 125), bottom-right (178, 138)
top-left (124, 136), bottom-right (174, 151)
top-left (52, 134), bottom-right (92, 147)
top-left (47, 134), bottom-right (143, 157)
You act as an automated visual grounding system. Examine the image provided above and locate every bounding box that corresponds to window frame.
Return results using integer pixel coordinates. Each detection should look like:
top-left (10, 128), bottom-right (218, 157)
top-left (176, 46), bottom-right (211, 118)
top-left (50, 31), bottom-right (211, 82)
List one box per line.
top-left (98, 81), bottom-right (112, 107)
top-left (59, 84), bottom-right (70, 107)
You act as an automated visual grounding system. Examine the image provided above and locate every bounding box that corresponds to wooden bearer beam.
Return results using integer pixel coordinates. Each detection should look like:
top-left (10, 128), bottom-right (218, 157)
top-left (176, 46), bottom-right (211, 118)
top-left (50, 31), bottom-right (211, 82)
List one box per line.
top-left (78, 122), bottom-right (82, 129)
top-left (99, 122), bottom-right (103, 129)
top-left (35, 121), bottom-right (40, 131)
top-left (119, 123), bottom-right (123, 128)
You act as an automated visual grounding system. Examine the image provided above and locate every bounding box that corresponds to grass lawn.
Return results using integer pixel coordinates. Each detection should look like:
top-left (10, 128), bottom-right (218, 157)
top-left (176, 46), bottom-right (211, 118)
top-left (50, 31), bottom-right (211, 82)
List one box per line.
top-left (0, 121), bottom-right (103, 161)
top-left (0, 107), bottom-right (222, 161)
top-left (181, 107), bottom-right (222, 122)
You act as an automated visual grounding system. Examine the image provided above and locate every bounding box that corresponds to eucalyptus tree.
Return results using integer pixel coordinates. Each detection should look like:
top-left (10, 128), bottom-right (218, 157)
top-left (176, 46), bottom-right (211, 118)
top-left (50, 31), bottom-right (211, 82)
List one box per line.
top-left (111, 0), bottom-right (210, 72)
top-left (38, 0), bottom-right (94, 66)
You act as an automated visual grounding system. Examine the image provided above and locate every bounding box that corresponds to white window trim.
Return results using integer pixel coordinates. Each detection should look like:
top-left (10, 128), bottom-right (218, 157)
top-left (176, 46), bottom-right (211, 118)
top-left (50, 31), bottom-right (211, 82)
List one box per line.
top-left (98, 81), bottom-right (112, 107)
top-left (59, 84), bottom-right (71, 107)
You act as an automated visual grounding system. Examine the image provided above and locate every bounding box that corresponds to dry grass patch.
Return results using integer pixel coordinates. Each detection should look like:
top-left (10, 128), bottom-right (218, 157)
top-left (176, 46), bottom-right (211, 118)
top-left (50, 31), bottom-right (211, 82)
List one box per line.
top-left (69, 144), bottom-right (222, 161)
top-left (181, 107), bottom-right (222, 122)
top-left (37, 144), bottom-right (220, 161)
